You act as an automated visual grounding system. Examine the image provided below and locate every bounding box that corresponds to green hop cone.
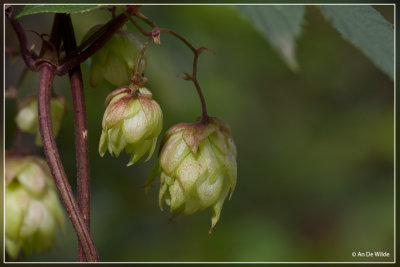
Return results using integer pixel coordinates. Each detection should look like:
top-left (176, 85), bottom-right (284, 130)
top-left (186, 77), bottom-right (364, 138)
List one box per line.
top-left (158, 117), bottom-right (237, 233)
top-left (87, 27), bottom-right (145, 88)
top-left (15, 95), bottom-right (66, 146)
top-left (99, 86), bottom-right (163, 166)
top-left (5, 153), bottom-right (65, 259)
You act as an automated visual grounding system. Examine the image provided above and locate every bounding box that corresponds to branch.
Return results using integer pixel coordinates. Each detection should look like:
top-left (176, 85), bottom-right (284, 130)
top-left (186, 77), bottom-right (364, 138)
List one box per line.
top-left (37, 63), bottom-right (99, 262)
top-left (158, 28), bottom-right (209, 123)
top-left (56, 5), bottom-right (140, 75)
top-left (130, 12), bottom-right (209, 122)
top-left (59, 13), bottom-right (91, 262)
top-left (5, 5), bottom-right (38, 71)
top-left (131, 36), bottom-right (153, 84)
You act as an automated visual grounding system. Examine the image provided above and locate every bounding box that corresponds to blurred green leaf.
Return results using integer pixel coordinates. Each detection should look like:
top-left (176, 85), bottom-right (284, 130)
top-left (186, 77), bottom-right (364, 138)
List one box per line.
top-left (321, 5), bottom-right (394, 80)
top-left (16, 5), bottom-right (105, 18)
top-left (238, 5), bottom-right (305, 71)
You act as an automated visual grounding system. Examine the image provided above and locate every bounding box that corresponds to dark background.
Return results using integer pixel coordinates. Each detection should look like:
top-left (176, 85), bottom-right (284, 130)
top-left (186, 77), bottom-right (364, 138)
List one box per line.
top-left (4, 5), bottom-right (394, 262)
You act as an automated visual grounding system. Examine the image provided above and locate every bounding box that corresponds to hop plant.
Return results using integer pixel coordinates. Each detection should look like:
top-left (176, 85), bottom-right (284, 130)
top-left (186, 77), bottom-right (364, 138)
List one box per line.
top-left (87, 27), bottom-right (145, 88)
top-left (158, 117), bottom-right (237, 233)
top-left (15, 95), bottom-right (66, 146)
top-left (99, 86), bottom-right (163, 166)
top-left (5, 153), bottom-right (65, 259)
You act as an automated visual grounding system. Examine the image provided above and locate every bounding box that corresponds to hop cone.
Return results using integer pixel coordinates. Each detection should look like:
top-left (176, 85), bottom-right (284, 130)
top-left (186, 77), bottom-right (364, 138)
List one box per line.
top-left (5, 154), bottom-right (65, 259)
top-left (88, 28), bottom-right (145, 87)
top-left (15, 95), bottom-right (66, 146)
top-left (158, 117), bottom-right (237, 232)
top-left (99, 86), bottom-right (163, 166)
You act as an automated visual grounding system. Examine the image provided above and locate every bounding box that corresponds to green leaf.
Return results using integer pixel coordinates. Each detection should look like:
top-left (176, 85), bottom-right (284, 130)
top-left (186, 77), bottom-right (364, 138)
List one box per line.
top-left (321, 5), bottom-right (394, 80)
top-left (238, 5), bottom-right (306, 71)
top-left (15, 5), bottom-right (105, 19)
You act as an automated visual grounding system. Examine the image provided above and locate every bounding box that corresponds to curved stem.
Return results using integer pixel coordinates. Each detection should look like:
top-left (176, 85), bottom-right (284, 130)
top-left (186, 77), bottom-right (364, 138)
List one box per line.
top-left (5, 6), bottom-right (38, 71)
top-left (59, 13), bottom-right (91, 262)
top-left (37, 63), bottom-right (99, 262)
top-left (130, 14), bottom-right (209, 122)
top-left (135, 12), bottom-right (157, 28)
top-left (116, 7), bottom-right (151, 37)
top-left (131, 36), bottom-right (153, 84)
top-left (56, 5), bottom-right (140, 75)
top-left (159, 29), bottom-right (208, 122)
top-left (159, 28), bottom-right (197, 54)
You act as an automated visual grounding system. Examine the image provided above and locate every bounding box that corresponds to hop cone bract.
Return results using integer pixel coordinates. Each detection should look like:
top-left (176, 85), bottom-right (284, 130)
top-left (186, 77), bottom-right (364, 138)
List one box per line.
top-left (99, 86), bottom-right (163, 166)
top-left (15, 95), bottom-right (66, 146)
top-left (158, 117), bottom-right (237, 232)
top-left (88, 28), bottom-right (144, 87)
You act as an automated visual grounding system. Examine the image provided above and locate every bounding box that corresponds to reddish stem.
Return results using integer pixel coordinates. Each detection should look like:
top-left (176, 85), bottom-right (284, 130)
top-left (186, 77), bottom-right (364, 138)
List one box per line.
top-left (59, 13), bottom-right (91, 262)
top-left (159, 29), bottom-right (209, 123)
top-left (129, 13), bottom-right (209, 122)
top-left (131, 36), bottom-right (153, 84)
top-left (56, 5), bottom-right (140, 75)
top-left (37, 63), bottom-right (99, 262)
top-left (5, 6), bottom-right (38, 71)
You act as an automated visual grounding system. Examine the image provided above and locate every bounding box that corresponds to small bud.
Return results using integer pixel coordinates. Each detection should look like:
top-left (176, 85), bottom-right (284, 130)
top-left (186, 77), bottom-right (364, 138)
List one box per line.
top-left (5, 153), bottom-right (65, 259)
top-left (99, 86), bottom-right (163, 166)
top-left (158, 117), bottom-right (237, 233)
top-left (15, 95), bottom-right (66, 146)
top-left (87, 27), bottom-right (145, 88)
top-left (152, 29), bottom-right (161, 45)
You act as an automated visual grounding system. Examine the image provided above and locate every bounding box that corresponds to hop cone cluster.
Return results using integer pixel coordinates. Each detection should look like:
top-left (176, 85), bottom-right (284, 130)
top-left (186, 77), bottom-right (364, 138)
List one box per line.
top-left (158, 117), bottom-right (237, 232)
top-left (88, 28), bottom-right (144, 87)
top-left (15, 95), bottom-right (66, 146)
top-left (99, 86), bottom-right (163, 166)
top-left (5, 154), bottom-right (65, 259)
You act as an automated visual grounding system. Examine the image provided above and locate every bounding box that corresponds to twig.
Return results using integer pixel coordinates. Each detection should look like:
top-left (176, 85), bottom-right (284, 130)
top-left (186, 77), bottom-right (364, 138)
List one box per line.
top-left (56, 5), bottom-right (141, 75)
top-left (37, 63), bottom-right (99, 262)
top-left (59, 13), bottom-right (91, 262)
top-left (129, 11), bottom-right (209, 122)
top-left (131, 36), bottom-right (153, 84)
top-left (5, 6), bottom-right (38, 71)
top-left (116, 6), bottom-right (151, 37)
top-left (135, 12), bottom-right (157, 28)
top-left (158, 28), bottom-right (208, 123)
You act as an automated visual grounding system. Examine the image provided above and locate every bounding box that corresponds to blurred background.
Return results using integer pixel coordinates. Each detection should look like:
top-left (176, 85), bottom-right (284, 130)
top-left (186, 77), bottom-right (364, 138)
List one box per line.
top-left (4, 5), bottom-right (394, 262)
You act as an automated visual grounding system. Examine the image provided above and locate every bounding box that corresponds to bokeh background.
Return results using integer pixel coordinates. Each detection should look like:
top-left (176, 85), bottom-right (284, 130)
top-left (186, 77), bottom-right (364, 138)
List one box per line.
top-left (4, 5), bottom-right (394, 262)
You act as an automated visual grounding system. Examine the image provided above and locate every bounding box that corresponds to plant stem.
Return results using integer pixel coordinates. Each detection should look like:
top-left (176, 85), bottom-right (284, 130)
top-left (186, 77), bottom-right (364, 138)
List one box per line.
top-left (135, 12), bottom-right (157, 28)
top-left (158, 28), bottom-right (209, 122)
top-left (59, 13), bottom-right (91, 262)
top-left (37, 63), bottom-right (99, 262)
top-left (5, 6), bottom-right (38, 71)
top-left (130, 13), bottom-right (209, 122)
top-left (116, 7), bottom-right (151, 37)
top-left (131, 36), bottom-right (153, 83)
top-left (56, 5), bottom-right (141, 75)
